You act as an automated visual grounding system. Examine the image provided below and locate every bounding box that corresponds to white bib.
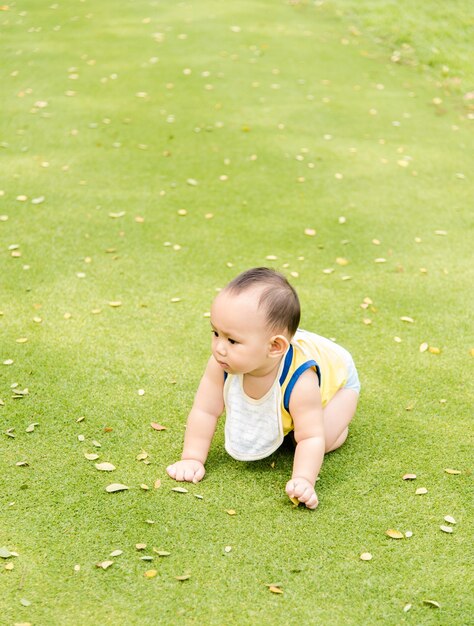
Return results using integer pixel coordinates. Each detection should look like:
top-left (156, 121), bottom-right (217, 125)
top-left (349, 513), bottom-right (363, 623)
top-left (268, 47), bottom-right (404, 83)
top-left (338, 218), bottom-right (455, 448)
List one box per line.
top-left (224, 364), bottom-right (285, 461)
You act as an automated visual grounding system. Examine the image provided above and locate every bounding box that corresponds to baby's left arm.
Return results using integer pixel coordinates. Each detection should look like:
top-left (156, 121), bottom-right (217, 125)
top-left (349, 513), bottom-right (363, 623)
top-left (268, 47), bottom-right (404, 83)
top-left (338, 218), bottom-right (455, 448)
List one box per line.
top-left (286, 368), bottom-right (325, 509)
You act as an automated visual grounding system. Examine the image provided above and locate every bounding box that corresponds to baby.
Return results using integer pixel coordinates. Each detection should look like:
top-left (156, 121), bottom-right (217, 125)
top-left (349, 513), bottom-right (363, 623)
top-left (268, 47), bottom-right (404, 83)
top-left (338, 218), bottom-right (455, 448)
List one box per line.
top-left (166, 267), bottom-right (360, 509)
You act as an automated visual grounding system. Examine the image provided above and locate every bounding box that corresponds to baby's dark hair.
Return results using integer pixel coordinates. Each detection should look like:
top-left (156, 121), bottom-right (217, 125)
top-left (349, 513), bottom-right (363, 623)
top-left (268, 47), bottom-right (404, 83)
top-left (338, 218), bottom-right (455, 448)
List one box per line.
top-left (224, 267), bottom-right (301, 337)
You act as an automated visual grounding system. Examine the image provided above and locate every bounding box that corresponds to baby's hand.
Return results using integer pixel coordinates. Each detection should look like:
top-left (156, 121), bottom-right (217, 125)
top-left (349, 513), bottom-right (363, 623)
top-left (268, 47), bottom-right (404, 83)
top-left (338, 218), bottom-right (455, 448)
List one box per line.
top-left (166, 459), bottom-right (205, 484)
top-left (285, 477), bottom-right (319, 510)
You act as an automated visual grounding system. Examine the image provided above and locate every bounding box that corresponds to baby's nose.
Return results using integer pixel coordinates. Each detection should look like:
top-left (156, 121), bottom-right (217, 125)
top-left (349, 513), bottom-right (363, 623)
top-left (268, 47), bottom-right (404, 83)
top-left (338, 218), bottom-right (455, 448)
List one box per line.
top-left (216, 340), bottom-right (227, 355)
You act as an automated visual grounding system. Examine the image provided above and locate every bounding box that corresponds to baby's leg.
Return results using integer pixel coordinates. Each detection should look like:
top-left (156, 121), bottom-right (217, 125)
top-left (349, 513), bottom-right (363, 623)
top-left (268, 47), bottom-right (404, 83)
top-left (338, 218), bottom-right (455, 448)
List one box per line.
top-left (322, 388), bottom-right (359, 452)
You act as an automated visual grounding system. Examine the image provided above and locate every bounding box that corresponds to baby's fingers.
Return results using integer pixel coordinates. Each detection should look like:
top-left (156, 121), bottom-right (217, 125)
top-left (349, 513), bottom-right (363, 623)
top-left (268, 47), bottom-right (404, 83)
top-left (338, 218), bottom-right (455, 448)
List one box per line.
top-left (304, 491), bottom-right (319, 510)
top-left (192, 464), bottom-right (205, 483)
top-left (166, 464), bottom-right (177, 479)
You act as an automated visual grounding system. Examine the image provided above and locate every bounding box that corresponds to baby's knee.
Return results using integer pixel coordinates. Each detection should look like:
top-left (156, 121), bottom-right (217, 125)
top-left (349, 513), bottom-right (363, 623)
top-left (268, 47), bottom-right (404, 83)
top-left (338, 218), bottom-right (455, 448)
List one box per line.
top-left (326, 427), bottom-right (348, 453)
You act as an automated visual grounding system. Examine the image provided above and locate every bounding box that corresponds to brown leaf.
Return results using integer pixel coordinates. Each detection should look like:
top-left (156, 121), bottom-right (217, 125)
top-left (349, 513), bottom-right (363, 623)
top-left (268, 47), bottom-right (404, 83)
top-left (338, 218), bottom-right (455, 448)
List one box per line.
top-left (151, 422), bottom-right (167, 431)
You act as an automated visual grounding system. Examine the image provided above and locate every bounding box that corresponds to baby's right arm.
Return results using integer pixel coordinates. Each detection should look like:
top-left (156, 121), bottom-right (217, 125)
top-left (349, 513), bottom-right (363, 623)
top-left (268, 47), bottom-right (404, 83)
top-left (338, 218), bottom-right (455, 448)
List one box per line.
top-left (166, 356), bottom-right (225, 483)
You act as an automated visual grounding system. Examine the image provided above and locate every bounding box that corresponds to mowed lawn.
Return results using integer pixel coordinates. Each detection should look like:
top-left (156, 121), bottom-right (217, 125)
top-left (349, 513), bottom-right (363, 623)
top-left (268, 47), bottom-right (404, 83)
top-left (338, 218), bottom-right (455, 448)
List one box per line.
top-left (1, 1), bottom-right (473, 624)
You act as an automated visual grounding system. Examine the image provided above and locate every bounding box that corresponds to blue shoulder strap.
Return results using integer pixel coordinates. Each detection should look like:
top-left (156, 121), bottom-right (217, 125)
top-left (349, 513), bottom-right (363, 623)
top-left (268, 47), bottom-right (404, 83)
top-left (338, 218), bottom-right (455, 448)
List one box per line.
top-left (279, 345), bottom-right (294, 385)
top-left (283, 359), bottom-right (321, 413)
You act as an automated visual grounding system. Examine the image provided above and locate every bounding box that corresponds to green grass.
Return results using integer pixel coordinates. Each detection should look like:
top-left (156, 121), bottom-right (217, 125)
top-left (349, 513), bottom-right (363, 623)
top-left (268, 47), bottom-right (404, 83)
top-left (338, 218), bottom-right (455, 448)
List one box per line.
top-left (1, 1), bottom-right (473, 624)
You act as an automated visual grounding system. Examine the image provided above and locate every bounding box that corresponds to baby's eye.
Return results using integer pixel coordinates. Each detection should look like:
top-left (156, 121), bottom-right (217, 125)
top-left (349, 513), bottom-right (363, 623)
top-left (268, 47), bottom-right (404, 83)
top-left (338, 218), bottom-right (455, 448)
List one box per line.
top-left (228, 338), bottom-right (238, 345)
top-left (212, 330), bottom-right (219, 337)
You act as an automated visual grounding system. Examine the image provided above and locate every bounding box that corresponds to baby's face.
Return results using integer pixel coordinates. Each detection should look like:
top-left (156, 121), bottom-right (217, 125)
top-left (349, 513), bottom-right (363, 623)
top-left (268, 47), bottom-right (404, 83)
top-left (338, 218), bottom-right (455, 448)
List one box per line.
top-left (210, 289), bottom-right (275, 376)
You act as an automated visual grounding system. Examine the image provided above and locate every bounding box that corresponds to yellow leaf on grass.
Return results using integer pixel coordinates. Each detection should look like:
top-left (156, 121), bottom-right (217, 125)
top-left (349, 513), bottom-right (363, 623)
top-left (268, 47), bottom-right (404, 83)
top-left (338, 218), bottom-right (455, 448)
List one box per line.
top-left (226, 509), bottom-right (237, 516)
top-left (136, 543), bottom-right (147, 550)
top-left (419, 342), bottom-right (429, 353)
top-left (144, 570), bottom-right (157, 578)
top-left (95, 462), bottom-right (116, 471)
top-left (385, 529), bottom-right (404, 539)
top-left (360, 552), bottom-right (373, 561)
top-left (336, 257), bottom-right (349, 266)
top-left (84, 453), bottom-right (99, 461)
top-left (424, 600), bottom-right (441, 608)
top-left (428, 347), bottom-right (441, 354)
top-left (175, 574), bottom-right (191, 581)
top-left (444, 468), bottom-right (461, 475)
top-left (96, 560), bottom-right (113, 569)
top-left (400, 316), bottom-right (414, 323)
top-left (415, 487), bottom-right (428, 495)
top-left (172, 487), bottom-right (188, 493)
top-left (444, 515), bottom-right (457, 524)
top-left (402, 473), bottom-right (417, 480)
top-left (440, 525), bottom-right (453, 533)
top-left (105, 483), bottom-right (129, 493)
top-left (269, 586), bottom-right (283, 594)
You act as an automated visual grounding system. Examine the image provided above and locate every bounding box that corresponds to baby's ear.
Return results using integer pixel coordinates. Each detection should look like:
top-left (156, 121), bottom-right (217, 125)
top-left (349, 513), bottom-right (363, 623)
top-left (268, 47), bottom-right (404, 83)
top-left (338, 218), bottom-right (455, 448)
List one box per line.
top-left (269, 334), bottom-right (289, 358)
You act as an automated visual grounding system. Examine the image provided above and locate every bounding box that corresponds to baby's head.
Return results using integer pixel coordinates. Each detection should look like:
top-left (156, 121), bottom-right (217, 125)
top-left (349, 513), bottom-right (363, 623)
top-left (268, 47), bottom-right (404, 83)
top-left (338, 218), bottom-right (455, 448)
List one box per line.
top-left (223, 267), bottom-right (300, 337)
top-left (210, 268), bottom-right (300, 375)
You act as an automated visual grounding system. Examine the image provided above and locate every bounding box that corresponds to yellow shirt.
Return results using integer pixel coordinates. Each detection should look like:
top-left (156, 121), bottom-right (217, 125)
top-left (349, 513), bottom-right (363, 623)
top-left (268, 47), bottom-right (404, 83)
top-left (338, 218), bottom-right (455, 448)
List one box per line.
top-left (279, 329), bottom-right (349, 435)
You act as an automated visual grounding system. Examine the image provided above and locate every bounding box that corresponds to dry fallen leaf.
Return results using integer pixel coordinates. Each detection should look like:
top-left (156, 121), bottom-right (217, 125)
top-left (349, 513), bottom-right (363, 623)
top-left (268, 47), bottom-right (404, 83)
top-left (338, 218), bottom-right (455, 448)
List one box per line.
top-left (268, 586), bottom-right (283, 594)
top-left (415, 487), bottom-right (428, 495)
top-left (172, 487), bottom-right (188, 493)
top-left (226, 509), bottom-right (237, 516)
top-left (440, 525), bottom-right (453, 534)
top-left (144, 570), bottom-right (157, 578)
top-left (444, 468), bottom-right (461, 475)
top-left (136, 451), bottom-right (148, 461)
top-left (419, 342), bottom-right (429, 353)
top-left (385, 529), bottom-right (404, 539)
top-left (84, 453), bottom-right (99, 461)
top-left (25, 423), bottom-right (39, 433)
top-left (402, 473), bottom-right (417, 480)
top-left (154, 479), bottom-right (161, 489)
top-left (110, 550), bottom-right (123, 557)
top-left (153, 549), bottom-right (171, 556)
top-left (96, 560), bottom-right (114, 569)
top-left (151, 422), bottom-right (167, 431)
top-left (444, 515), bottom-right (456, 524)
top-left (360, 552), bottom-right (373, 561)
top-left (105, 483), bottom-right (129, 493)
top-left (136, 543), bottom-right (147, 550)
top-left (175, 574), bottom-right (191, 581)
top-left (400, 316), bottom-right (414, 323)
top-left (423, 600), bottom-right (441, 608)
top-left (95, 462), bottom-right (116, 471)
